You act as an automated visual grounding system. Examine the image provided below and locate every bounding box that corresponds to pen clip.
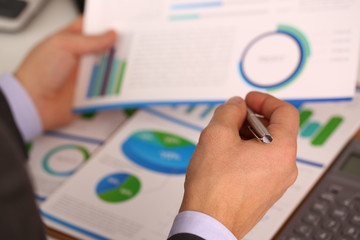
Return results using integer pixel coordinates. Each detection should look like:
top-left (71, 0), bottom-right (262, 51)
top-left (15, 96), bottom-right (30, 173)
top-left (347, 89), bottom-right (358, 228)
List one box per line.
top-left (246, 107), bottom-right (273, 143)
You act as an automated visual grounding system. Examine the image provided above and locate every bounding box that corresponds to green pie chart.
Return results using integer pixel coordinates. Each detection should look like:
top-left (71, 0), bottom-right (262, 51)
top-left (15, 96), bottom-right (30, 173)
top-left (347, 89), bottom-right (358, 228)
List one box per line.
top-left (96, 173), bottom-right (141, 203)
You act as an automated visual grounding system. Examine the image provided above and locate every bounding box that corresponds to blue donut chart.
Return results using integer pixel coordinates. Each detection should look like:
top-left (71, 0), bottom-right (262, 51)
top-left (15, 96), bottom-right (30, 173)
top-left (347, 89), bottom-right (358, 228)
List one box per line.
top-left (42, 144), bottom-right (90, 177)
top-left (121, 130), bottom-right (196, 174)
top-left (239, 25), bottom-right (311, 91)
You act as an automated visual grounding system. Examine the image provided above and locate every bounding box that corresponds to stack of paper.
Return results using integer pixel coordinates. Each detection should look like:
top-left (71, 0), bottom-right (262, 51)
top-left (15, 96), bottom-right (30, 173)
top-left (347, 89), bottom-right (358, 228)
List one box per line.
top-left (26, 0), bottom-right (360, 239)
top-left (40, 92), bottom-right (360, 239)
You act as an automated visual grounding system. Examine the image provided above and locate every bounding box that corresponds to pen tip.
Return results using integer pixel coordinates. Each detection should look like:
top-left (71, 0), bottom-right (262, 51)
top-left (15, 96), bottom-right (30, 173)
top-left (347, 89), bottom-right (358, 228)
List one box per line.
top-left (263, 135), bottom-right (273, 143)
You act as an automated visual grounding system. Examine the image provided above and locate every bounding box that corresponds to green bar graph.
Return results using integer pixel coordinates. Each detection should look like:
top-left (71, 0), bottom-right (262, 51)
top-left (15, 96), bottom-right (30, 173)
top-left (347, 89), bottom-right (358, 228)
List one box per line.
top-left (87, 47), bottom-right (128, 98)
top-left (115, 61), bottom-right (127, 94)
top-left (299, 109), bottom-right (312, 128)
top-left (311, 116), bottom-right (343, 146)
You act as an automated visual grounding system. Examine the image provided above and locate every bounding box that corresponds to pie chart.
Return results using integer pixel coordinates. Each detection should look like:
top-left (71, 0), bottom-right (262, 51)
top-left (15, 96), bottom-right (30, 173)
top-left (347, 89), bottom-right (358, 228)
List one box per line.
top-left (96, 173), bottom-right (141, 203)
top-left (121, 130), bottom-right (196, 174)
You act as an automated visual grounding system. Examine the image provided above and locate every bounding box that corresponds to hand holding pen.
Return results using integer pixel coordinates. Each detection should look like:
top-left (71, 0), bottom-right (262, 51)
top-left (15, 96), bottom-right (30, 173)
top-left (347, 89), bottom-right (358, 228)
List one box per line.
top-left (180, 91), bottom-right (299, 239)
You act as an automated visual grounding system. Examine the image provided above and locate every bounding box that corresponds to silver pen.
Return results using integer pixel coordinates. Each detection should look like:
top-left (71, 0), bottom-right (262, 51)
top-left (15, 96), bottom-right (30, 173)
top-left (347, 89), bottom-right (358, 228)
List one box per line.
top-left (246, 107), bottom-right (273, 143)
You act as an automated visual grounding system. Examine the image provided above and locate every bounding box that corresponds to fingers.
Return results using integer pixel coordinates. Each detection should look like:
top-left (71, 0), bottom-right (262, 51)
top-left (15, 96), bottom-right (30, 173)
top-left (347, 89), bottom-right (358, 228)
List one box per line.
top-left (209, 97), bottom-right (247, 132)
top-left (63, 30), bottom-right (117, 55)
top-left (245, 92), bottom-right (299, 139)
top-left (58, 16), bottom-right (116, 55)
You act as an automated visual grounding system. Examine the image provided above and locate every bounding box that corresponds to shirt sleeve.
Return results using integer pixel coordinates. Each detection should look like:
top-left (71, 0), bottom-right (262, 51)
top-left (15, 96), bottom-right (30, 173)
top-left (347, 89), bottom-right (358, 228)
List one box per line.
top-left (0, 73), bottom-right (43, 142)
top-left (168, 211), bottom-right (237, 240)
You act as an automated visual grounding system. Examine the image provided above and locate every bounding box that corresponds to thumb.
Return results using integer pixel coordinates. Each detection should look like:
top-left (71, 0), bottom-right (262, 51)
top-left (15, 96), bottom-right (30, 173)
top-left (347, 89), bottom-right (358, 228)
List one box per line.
top-left (65, 30), bottom-right (117, 55)
top-left (209, 97), bottom-right (247, 131)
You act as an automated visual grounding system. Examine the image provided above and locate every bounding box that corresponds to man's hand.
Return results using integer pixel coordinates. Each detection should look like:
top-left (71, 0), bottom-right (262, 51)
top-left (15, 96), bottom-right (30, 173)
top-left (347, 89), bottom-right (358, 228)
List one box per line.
top-left (15, 17), bottom-right (116, 130)
top-left (180, 91), bottom-right (299, 239)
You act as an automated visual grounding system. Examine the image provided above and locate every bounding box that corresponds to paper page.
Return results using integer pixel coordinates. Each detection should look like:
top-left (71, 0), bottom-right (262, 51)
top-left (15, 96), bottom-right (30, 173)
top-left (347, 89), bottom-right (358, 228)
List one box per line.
top-left (27, 111), bottom-right (129, 201)
top-left (41, 110), bottom-right (201, 239)
top-left (42, 93), bottom-right (360, 239)
top-left (27, 135), bottom-right (100, 202)
top-left (74, 0), bottom-right (360, 112)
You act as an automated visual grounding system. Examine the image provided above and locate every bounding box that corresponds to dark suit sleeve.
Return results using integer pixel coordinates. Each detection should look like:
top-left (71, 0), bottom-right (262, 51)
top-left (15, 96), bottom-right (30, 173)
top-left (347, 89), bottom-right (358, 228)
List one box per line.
top-left (0, 89), bottom-right (46, 240)
top-left (168, 233), bottom-right (205, 240)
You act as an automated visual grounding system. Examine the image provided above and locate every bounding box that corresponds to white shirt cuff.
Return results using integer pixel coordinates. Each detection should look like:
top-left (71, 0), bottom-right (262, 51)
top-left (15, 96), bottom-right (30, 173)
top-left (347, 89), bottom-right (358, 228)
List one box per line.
top-left (0, 73), bottom-right (43, 142)
top-left (169, 211), bottom-right (237, 240)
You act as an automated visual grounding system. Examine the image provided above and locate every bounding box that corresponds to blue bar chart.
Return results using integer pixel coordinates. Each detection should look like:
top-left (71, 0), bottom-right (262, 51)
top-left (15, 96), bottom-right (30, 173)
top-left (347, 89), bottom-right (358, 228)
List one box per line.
top-left (86, 47), bottom-right (127, 99)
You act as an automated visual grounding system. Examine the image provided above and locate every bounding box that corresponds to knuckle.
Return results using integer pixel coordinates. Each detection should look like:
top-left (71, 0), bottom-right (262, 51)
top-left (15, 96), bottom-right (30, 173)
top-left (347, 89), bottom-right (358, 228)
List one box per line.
top-left (215, 103), bottom-right (242, 114)
top-left (200, 123), bottom-right (232, 143)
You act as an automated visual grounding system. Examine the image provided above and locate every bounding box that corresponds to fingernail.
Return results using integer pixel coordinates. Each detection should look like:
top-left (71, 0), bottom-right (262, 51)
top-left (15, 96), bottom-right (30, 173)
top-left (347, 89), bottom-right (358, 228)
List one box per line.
top-left (226, 96), bottom-right (243, 104)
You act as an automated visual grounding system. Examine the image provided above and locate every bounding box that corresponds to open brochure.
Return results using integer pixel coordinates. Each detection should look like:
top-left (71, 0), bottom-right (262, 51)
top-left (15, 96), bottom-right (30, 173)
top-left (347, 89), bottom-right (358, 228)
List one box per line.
top-left (73, 0), bottom-right (360, 113)
top-left (27, 110), bottom-right (129, 201)
top-left (42, 92), bottom-right (360, 239)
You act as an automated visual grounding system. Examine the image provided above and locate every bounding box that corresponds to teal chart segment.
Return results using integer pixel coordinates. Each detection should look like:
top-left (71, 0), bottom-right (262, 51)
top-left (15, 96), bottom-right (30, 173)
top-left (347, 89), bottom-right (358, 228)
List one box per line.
top-left (121, 130), bottom-right (196, 174)
top-left (42, 144), bottom-right (90, 177)
top-left (239, 25), bottom-right (311, 91)
top-left (96, 173), bottom-right (141, 203)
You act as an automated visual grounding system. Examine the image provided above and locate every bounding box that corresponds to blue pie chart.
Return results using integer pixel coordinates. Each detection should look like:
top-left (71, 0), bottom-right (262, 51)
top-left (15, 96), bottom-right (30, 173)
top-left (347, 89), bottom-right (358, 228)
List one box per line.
top-left (121, 130), bottom-right (196, 174)
top-left (96, 172), bottom-right (141, 203)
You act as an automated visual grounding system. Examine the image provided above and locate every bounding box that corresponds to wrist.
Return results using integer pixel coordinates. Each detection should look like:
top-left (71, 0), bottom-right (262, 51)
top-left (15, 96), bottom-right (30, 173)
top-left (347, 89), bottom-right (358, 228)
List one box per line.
top-left (0, 73), bottom-right (43, 141)
top-left (179, 194), bottom-right (247, 238)
top-left (15, 71), bottom-right (76, 130)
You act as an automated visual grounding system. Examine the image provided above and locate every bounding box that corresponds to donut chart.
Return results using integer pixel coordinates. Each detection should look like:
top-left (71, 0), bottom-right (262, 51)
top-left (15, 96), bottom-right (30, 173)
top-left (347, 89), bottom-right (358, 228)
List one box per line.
top-left (121, 130), bottom-right (196, 174)
top-left (96, 173), bottom-right (141, 203)
top-left (43, 144), bottom-right (90, 177)
top-left (239, 25), bottom-right (310, 90)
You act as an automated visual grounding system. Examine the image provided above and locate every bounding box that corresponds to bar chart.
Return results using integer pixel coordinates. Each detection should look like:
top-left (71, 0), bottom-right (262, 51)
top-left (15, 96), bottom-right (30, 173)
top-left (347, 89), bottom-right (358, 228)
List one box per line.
top-left (183, 104), bottom-right (216, 119)
top-left (299, 109), bottom-right (343, 146)
top-left (86, 47), bottom-right (127, 99)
